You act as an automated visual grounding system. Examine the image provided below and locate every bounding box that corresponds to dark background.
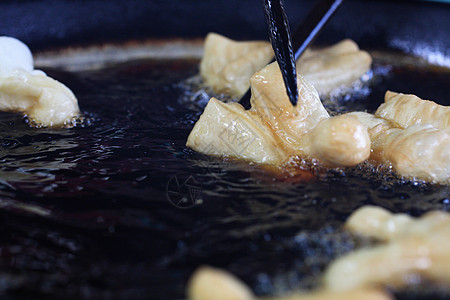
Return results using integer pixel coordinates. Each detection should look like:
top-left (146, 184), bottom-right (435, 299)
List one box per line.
top-left (0, 0), bottom-right (449, 58)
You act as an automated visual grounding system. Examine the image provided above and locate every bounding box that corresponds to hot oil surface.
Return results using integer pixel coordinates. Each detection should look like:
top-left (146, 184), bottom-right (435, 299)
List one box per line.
top-left (0, 55), bottom-right (448, 299)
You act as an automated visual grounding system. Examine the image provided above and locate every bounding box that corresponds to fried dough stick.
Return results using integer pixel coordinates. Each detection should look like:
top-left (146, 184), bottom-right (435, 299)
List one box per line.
top-left (348, 91), bottom-right (449, 184)
top-left (376, 91), bottom-right (449, 132)
top-left (188, 266), bottom-right (392, 300)
top-left (324, 206), bottom-right (450, 291)
top-left (187, 207), bottom-right (449, 299)
top-left (0, 36), bottom-right (80, 127)
top-left (200, 33), bottom-right (372, 97)
top-left (188, 62), bottom-right (371, 167)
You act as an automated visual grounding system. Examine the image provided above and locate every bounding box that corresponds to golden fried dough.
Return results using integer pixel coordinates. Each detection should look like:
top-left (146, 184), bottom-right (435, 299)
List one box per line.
top-left (188, 62), bottom-right (370, 167)
top-left (200, 33), bottom-right (372, 97)
top-left (0, 36), bottom-right (80, 127)
top-left (324, 206), bottom-right (450, 290)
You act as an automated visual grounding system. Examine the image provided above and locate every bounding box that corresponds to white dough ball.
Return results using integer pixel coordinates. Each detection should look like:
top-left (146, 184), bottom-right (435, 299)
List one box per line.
top-left (0, 36), bottom-right (34, 72)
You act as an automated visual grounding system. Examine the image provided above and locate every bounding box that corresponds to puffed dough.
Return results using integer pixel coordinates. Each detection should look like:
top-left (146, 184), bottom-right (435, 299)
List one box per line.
top-left (349, 102), bottom-right (449, 184)
top-left (187, 266), bottom-right (392, 300)
top-left (298, 39), bottom-right (372, 96)
top-left (188, 266), bottom-right (254, 300)
top-left (263, 288), bottom-right (392, 300)
top-left (249, 62), bottom-right (329, 149)
top-left (186, 207), bottom-right (447, 299)
top-left (186, 97), bottom-right (287, 164)
top-left (200, 33), bottom-right (273, 97)
top-left (0, 36), bottom-right (34, 73)
top-left (345, 206), bottom-right (413, 241)
top-left (302, 115), bottom-right (371, 167)
top-left (0, 36), bottom-right (80, 127)
top-left (378, 124), bottom-right (449, 183)
top-left (188, 62), bottom-right (328, 164)
top-left (376, 91), bottom-right (450, 132)
top-left (188, 62), bottom-right (371, 167)
top-left (0, 69), bottom-right (80, 126)
top-left (200, 33), bottom-right (372, 97)
top-left (324, 206), bottom-right (450, 291)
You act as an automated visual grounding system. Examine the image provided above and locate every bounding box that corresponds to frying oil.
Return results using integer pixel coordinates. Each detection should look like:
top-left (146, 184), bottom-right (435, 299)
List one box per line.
top-left (0, 52), bottom-right (448, 298)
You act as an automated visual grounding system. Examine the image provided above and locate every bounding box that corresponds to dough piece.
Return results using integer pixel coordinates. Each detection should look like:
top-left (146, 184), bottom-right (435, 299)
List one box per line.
top-left (346, 111), bottom-right (390, 130)
top-left (324, 206), bottom-right (450, 291)
top-left (298, 39), bottom-right (372, 96)
top-left (347, 111), bottom-right (399, 162)
top-left (187, 266), bottom-right (392, 300)
top-left (188, 266), bottom-right (254, 300)
top-left (302, 115), bottom-right (371, 167)
top-left (348, 109), bottom-right (450, 184)
top-left (186, 97), bottom-right (288, 164)
top-left (0, 69), bottom-right (80, 126)
top-left (0, 36), bottom-right (80, 127)
top-left (188, 62), bottom-right (370, 167)
top-left (200, 33), bottom-right (372, 97)
top-left (264, 288), bottom-right (392, 300)
top-left (200, 33), bottom-right (273, 97)
top-left (188, 62), bottom-right (327, 164)
top-left (375, 91), bottom-right (450, 131)
top-left (345, 205), bottom-right (413, 241)
top-left (249, 62), bottom-right (329, 152)
top-left (375, 124), bottom-right (449, 183)
top-left (0, 36), bottom-right (34, 73)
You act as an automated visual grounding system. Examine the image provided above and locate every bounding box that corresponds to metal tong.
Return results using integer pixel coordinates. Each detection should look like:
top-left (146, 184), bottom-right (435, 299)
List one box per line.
top-left (239, 0), bottom-right (344, 109)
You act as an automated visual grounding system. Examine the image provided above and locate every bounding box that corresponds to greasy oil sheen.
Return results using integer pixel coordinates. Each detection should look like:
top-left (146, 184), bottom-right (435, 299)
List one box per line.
top-left (0, 54), bottom-right (448, 299)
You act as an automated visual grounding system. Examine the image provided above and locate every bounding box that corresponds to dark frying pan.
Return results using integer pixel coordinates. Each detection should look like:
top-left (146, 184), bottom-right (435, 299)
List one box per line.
top-left (1, 0), bottom-right (449, 57)
top-left (0, 0), bottom-right (449, 299)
